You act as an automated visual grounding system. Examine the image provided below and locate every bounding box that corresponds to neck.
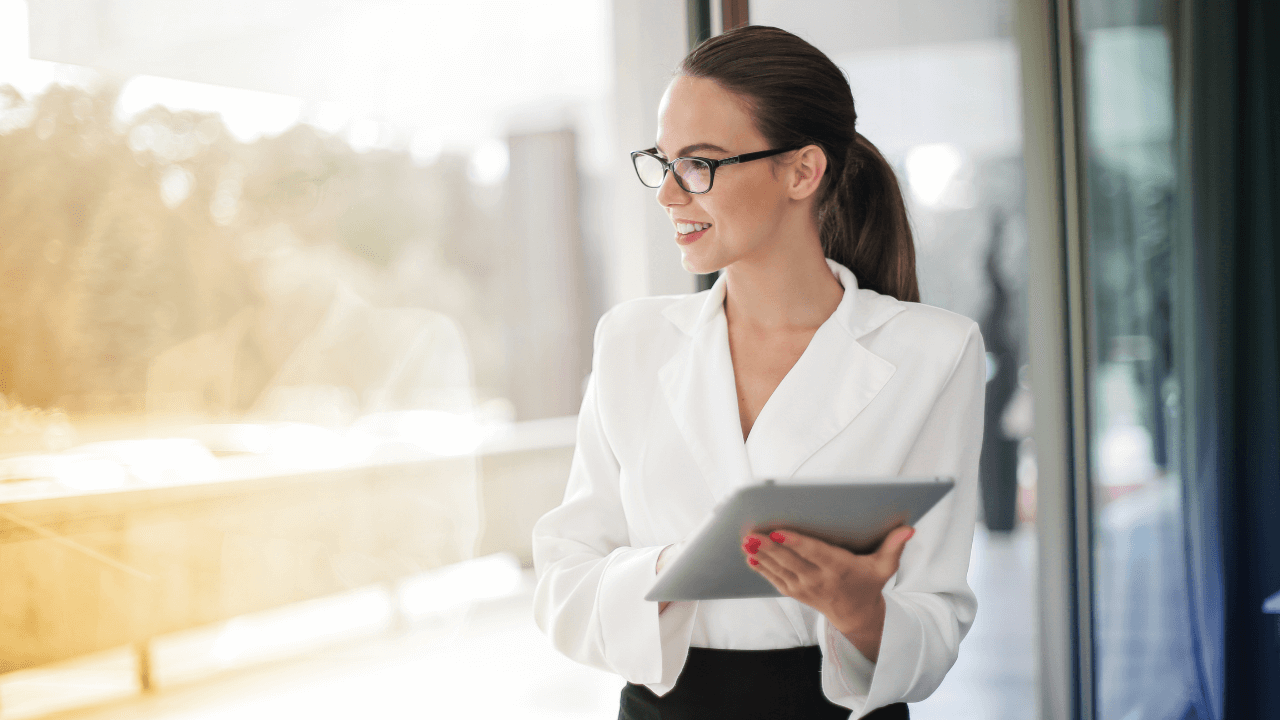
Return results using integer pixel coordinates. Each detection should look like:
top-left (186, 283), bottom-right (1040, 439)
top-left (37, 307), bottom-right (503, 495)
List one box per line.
top-left (722, 225), bottom-right (844, 331)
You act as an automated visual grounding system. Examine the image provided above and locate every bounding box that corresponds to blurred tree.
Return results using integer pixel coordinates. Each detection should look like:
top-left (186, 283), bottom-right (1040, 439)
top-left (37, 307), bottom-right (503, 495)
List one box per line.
top-left (0, 82), bottom-right (505, 419)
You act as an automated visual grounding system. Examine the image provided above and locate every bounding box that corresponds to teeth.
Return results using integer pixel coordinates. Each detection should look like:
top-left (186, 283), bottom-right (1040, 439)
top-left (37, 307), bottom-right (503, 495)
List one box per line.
top-left (676, 222), bottom-right (711, 234)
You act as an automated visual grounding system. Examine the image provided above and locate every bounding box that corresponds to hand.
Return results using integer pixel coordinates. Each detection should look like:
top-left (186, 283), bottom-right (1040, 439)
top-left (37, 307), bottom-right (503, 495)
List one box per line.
top-left (742, 526), bottom-right (915, 662)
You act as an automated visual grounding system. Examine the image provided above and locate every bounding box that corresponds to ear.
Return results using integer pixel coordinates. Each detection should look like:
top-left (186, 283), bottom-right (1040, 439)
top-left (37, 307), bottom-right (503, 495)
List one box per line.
top-left (786, 144), bottom-right (827, 201)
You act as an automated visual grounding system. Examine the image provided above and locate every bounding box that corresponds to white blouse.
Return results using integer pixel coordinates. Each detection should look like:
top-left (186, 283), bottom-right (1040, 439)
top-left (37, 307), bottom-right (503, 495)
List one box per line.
top-left (532, 259), bottom-right (986, 718)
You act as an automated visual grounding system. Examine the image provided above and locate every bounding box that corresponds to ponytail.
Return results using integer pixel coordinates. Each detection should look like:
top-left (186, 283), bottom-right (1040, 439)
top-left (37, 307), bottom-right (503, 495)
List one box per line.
top-left (679, 26), bottom-right (920, 302)
top-left (820, 133), bottom-right (919, 302)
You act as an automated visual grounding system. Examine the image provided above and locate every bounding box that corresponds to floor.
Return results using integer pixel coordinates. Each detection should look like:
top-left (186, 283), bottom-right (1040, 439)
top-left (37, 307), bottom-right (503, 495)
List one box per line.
top-left (0, 524), bottom-right (1036, 720)
top-left (913, 523), bottom-right (1037, 720)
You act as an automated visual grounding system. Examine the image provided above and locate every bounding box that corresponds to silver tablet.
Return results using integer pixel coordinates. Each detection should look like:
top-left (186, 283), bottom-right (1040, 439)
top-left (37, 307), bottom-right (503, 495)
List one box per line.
top-left (644, 478), bottom-right (954, 602)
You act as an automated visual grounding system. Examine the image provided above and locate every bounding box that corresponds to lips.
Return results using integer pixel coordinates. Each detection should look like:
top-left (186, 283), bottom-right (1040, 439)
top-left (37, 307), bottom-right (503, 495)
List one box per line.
top-left (676, 227), bottom-right (709, 245)
top-left (674, 220), bottom-right (711, 246)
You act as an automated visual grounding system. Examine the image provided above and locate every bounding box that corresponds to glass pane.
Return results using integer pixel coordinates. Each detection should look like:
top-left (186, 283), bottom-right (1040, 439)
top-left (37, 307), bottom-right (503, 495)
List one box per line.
top-left (1075, 1), bottom-right (1198, 718)
top-left (0, 0), bottom-right (617, 715)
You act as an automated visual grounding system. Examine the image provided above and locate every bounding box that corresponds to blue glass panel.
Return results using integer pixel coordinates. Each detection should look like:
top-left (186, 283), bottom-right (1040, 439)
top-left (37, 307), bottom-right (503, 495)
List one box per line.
top-left (1075, 5), bottom-right (1204, 720)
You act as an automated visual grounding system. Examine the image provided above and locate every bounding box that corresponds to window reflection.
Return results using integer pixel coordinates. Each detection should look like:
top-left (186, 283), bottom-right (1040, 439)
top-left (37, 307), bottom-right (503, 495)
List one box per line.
top-left (1077, 8), bottom-right (1196, 720)
top-left (0, 0), bottom-right (606, 713)
top-left (0, 87), bottom-right (488, 483)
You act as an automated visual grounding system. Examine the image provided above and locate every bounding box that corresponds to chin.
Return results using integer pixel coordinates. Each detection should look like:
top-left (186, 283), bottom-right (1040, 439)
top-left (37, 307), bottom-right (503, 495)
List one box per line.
top-left (679, 247), bottom-right (730, 276)
top-left (680, 255), bottom-right (721, 276)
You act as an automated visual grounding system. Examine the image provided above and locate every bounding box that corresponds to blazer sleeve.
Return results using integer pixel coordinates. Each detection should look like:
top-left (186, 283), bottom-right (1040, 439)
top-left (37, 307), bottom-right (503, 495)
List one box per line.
top-left (531, 310), bottom-right (699, 689)
top-left (817, 321), bottom-right (986, 717)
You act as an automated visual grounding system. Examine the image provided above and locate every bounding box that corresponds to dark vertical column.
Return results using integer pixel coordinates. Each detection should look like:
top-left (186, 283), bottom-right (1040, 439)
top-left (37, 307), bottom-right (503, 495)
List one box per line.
top-left (1235, 2), bottom-right (1280, 714)
top-left (978, 212), bottom-right (1020, 532)
top-left (1179, 0), bottom-right (1280, 716)
top-left (687, 0), bottom-right (710, 50)
top-left (721, 0), bottom-right (750, 31)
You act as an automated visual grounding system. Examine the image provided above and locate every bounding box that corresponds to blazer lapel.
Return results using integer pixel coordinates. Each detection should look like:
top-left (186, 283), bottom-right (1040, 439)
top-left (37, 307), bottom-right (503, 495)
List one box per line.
top-left (746, 260), bottom-right (905, 481)
top-left (659, 278), bottom-right (755, 502)
top-left (657, 260), bottom-right (905, 498)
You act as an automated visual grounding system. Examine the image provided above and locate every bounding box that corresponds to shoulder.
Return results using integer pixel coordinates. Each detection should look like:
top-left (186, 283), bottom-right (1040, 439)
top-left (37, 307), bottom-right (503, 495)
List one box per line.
top-left (858, 291), bottom-right (985, 379)
top-left (878, 297), bottom-right (980, 346)
top-left (585, 292), bottom-right (704, 385)
top-left (592, 292), bottom-right (697, 349)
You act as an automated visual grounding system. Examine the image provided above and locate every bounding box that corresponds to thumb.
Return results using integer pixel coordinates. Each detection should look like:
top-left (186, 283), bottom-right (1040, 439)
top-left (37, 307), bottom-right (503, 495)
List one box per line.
top-left (877, 525), bottom-right (915, 567)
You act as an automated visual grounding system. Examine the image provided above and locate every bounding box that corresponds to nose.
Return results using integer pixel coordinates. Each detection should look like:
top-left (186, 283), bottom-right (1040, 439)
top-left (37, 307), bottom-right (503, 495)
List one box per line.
top-left (655, 167), bottom-right (690, 209)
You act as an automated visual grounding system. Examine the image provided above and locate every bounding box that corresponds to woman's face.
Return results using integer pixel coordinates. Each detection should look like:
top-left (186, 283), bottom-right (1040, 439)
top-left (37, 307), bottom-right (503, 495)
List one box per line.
top-left (654, 76), bottom-right (795, 275)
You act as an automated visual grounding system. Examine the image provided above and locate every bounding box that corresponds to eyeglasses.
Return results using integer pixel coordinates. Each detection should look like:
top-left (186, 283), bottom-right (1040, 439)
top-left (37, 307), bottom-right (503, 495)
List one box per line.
top-left (630, 146), bottom-right (799, 194)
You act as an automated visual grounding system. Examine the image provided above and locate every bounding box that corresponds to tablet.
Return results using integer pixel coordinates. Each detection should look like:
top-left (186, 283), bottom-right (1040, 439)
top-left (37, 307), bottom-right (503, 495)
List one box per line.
top-left (644, 478), bottom-right (954, 602)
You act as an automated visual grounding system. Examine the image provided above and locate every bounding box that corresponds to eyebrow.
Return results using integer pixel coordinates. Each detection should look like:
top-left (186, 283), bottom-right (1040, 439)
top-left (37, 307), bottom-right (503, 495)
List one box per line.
top-left (654, 142), bottom-right (730, 158)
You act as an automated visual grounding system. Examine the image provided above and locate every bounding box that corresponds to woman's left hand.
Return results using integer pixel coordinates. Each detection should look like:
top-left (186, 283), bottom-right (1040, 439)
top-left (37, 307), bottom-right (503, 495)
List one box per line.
top-left (742, 527), bottom-right (914, 662)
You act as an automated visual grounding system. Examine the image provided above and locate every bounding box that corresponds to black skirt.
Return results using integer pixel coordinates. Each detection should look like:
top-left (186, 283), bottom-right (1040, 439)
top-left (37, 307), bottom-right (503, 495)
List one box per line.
top-left (617, 646), bottom-right (909, 720)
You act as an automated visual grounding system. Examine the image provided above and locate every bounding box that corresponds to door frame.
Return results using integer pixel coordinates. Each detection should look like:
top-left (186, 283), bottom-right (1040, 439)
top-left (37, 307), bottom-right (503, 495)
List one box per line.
top-left (1015, 0), bottom-right (1094, 718)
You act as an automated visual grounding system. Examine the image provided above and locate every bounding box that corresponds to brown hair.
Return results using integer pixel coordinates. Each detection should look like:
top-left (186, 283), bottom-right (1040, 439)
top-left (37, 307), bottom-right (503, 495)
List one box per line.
top-left (678, 25), bottom-right (920, 303)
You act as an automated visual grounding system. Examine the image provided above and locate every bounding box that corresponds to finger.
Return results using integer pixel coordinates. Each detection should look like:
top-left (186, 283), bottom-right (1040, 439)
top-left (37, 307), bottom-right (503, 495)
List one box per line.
top-left (876, 525), bottom-right (915, 570)
top-left (748, 541), bottom-right (802, 587)
top-left (760, 529), bottom-right (845, 567)
top-left (748, 553), bottom-right (793, 596)
top-left (758, 542), bottom-right (822, 580)
top-left (744, 533), bottom-right (819, 577)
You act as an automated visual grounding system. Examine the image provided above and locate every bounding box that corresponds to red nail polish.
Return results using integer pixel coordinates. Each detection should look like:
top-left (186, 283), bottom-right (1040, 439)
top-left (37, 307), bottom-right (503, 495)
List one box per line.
top-left (769, 531), bottom-right (786, 543)
top-left (749, 557), bottom-right (759, 566)
top-left (744, 537), bottom-right (761, 554)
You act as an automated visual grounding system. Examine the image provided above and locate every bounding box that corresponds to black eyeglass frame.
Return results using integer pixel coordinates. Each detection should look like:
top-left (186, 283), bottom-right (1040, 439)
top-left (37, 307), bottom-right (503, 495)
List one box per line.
top-left (630, 146), bottom-right (801, 194)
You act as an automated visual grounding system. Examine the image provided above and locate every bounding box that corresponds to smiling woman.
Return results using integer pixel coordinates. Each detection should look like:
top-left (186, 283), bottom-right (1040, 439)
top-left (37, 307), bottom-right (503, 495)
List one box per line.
top-left (658, 28), bottom-right (919, 302)
top-left (533, 25), bottom-right (984, 720)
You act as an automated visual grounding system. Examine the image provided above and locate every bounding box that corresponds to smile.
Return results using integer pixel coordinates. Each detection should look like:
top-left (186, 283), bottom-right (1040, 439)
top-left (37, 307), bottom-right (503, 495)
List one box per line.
top-left (675, 222), bottom-right (711, 246)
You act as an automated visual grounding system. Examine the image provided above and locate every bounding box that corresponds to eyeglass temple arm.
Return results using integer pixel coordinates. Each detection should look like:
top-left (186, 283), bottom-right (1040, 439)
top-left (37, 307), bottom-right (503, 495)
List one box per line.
top-left (725, 147), bottom-right (799, 166)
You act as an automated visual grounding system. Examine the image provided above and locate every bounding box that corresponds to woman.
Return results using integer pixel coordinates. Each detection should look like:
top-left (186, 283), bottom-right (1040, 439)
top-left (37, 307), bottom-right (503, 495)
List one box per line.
top-left (532, 26), bottom-right (985, 720)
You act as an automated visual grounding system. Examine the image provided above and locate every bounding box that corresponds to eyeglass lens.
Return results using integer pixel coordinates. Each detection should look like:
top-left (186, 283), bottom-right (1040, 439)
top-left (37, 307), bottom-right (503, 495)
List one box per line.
top-left (634, 153), bottom-right (667, 187)
top-left (634, 154), bottom-right (713, 193)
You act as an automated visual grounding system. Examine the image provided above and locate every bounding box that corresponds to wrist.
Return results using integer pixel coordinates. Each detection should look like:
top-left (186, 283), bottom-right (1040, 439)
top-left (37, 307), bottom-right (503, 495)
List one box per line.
top-left (831, 594), bottom-right (886, 638)
top-left (834, 596), bottom-right (886, 663)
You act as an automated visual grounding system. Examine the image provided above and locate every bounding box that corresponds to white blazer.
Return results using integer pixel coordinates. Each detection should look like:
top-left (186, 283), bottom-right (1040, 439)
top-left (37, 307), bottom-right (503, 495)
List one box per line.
top-left (532, 259), bottom-right (986, 718)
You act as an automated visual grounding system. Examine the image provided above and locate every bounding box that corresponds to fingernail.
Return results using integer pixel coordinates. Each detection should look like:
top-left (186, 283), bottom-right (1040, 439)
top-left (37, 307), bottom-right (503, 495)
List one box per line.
top-left (749, 557), bottom-right (759, 566)
top-left (743, 537), bottom-right (761, 554)
top-left (769, 531), bottom-right (786, 543)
